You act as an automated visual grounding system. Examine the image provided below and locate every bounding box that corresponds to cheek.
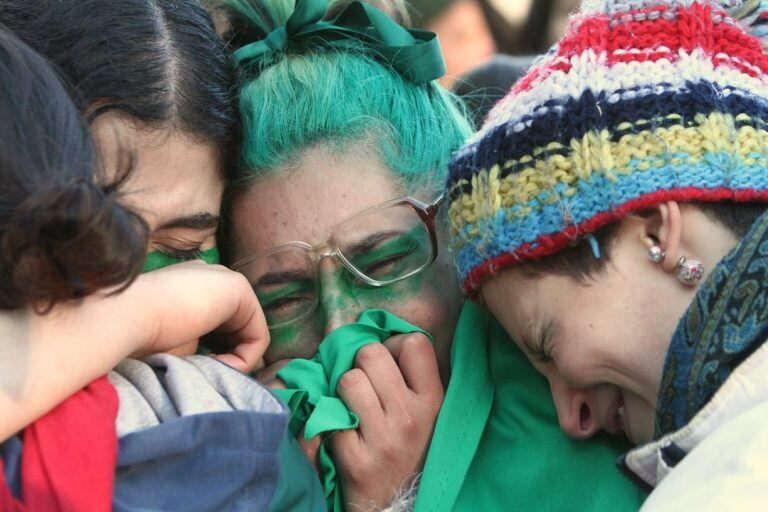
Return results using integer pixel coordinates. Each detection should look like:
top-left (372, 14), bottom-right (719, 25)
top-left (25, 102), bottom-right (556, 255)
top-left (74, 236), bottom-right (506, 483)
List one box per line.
top-left (555, 289), bottom-right (664, 393)
top-left (264, 314), bottom-right (325, 363)
top-left (554, 343), bottom-right (602, 389)
top-left (366, 263), bottom-right (459, 336)
top-left (553, 315), bottom-right (619, 388)
top-left (623, 391), bottom-right (656, 443)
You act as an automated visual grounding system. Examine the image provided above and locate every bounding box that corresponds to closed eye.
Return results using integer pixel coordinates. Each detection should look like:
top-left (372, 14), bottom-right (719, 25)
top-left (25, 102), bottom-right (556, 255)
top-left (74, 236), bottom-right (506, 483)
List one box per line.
top-left (156, 244), bottom-right (203, 261)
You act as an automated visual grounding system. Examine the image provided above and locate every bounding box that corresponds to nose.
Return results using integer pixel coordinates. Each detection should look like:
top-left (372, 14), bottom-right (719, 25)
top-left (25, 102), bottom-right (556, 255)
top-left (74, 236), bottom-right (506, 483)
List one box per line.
top-left (547, 373), bottom-right (601, 439)
top-left (318, 257), bottom-right (363, 335)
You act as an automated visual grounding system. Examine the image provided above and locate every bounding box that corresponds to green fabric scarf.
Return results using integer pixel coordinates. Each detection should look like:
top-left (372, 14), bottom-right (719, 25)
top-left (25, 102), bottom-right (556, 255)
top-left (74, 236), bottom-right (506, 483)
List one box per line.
top-left (416, 302), bottom-right (646, 511)
top-left (273, 309), bottom-right (430, 511)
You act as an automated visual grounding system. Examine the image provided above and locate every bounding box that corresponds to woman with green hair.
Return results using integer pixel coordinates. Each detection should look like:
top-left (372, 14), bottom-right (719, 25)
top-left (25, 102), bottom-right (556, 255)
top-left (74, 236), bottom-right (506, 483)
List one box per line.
top-left (222, 0), bottom-right (645, 510)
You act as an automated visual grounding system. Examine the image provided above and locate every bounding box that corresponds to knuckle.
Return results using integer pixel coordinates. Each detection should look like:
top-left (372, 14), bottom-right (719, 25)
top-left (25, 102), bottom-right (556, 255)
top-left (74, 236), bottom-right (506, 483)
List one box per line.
top-left (356, 343), bottom-right (386, 364)
top-left (338, 368), bottom-right (366, 390)
top-left (402, 332), bottom-right (432, 351)
top-left (232, 271), bottom-right (251, 288)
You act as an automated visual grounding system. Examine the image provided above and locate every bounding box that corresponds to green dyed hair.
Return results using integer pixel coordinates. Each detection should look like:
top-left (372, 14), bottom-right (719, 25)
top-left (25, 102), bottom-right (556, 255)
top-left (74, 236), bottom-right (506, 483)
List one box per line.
top-left (225, 0), bottom-right (472, 194)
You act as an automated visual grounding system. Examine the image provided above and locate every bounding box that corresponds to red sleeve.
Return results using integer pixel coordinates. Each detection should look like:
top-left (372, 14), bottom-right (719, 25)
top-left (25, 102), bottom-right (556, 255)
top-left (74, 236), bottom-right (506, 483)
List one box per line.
top-left (0, 458), bottom-right (24, 511)
top-left (20, 376), bottom-right (119, 512)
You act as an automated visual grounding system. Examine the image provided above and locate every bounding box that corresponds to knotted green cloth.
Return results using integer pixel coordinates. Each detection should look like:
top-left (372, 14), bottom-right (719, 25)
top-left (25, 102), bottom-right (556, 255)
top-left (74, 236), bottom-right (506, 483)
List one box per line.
top-left (233, 0), bottom-right (446, 84)
top-left (273, 309), bottom-right (431, 511)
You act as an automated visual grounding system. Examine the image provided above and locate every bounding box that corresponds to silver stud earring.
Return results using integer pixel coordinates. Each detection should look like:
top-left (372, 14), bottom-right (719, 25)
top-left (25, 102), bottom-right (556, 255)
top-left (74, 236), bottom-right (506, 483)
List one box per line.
top-left (648, 244), bottom-right (666, 263)
top-left (675, 256), bottom-right (704, 286)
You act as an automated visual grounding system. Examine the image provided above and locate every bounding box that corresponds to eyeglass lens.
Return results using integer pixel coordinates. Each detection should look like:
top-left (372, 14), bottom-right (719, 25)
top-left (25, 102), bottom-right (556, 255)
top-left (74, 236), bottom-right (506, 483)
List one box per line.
top-left (240, 203), bottom-right (434, 328)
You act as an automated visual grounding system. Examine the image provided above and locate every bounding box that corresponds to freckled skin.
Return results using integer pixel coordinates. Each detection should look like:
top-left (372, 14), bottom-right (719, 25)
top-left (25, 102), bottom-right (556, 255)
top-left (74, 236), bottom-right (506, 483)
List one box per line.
top-left (230, 148), bottom-right (462, 381)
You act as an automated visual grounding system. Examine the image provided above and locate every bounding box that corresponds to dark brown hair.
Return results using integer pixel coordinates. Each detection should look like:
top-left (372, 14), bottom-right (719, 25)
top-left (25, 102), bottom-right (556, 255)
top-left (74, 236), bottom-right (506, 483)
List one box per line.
top-left (0, 27), bottom-right (147, 311)
top-left (0, 0), bottom-right (239, 175)
top-left (520, 202), bottom-right (768, 282)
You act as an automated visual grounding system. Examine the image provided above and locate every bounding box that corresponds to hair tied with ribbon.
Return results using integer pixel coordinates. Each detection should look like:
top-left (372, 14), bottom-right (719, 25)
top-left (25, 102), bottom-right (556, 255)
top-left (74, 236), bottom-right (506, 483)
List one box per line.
top-left (232, 0), bottom-right (446, 84)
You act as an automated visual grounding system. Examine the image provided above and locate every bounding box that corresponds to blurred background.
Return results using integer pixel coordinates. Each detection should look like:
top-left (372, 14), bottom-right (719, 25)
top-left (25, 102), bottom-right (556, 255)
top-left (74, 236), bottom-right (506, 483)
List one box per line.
top-left (410, 0), bottom-right (580, 126)
top-left (410, 0), bottom-right (578, 85)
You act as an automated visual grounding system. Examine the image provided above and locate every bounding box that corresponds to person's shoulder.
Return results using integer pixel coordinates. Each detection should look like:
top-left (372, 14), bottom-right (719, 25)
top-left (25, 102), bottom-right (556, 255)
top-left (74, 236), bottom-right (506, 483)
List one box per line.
top-left (110, 354), bottom-right (286, 437)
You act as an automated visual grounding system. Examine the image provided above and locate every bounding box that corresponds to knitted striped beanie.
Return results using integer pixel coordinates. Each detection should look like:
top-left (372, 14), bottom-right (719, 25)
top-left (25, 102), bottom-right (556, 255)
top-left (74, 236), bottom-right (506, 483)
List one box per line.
top-left (447, 0), bottom-right (768, 296)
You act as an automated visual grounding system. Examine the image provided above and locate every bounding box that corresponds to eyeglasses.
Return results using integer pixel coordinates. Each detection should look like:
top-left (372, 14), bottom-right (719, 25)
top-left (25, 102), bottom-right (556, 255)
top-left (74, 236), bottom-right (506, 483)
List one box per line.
top-left (232, 195), bottom-right (443, 329)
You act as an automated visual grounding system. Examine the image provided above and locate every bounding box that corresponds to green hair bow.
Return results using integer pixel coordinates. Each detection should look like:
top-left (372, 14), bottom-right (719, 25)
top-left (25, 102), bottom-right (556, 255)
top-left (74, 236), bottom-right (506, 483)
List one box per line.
top-left (233, 0), bottom-right (446, 84)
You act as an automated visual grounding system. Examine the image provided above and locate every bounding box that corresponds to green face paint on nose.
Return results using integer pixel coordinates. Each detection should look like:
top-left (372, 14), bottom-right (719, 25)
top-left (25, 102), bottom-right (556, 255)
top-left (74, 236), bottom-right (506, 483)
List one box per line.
top-left (142, 246), bottom-right (221, 273)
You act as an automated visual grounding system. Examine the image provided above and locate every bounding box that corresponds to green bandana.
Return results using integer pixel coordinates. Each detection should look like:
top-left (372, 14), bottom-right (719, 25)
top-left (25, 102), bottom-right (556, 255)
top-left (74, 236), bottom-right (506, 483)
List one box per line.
top-left (233, 0), bottom-right (446, 84)
top-left (142, 247), bottom-right (221, 273)
top-left (273, 309), bottom-right (431, 511)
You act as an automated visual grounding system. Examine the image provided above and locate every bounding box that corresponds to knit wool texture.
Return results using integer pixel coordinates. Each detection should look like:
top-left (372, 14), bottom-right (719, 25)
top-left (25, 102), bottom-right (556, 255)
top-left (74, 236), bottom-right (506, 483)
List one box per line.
top-left (446, 0), bottom-right (768, 296)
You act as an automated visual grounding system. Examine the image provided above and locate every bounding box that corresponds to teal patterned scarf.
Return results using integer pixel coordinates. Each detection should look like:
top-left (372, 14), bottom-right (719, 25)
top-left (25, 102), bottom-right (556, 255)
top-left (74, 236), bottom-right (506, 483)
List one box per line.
top-left (655, 210), bottom-right (768, 438)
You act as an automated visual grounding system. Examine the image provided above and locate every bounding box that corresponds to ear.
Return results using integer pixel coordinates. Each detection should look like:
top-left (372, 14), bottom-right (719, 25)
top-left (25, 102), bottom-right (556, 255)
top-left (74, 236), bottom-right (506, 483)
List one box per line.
top-left (637, 201), bottom-right (683, 274)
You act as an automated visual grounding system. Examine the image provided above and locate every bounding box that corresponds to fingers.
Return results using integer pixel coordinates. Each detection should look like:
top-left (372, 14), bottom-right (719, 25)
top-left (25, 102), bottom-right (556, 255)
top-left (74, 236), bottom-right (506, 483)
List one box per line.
top-left (254, 359), bottom-right (292, 388)
top-left (136, 263), bottom-right (270, 367)
top-left (329, 336), bottom-right (443, 510)
top-left (214, 271), bottom-right (270, 373)
top-left (328, 428), bottom-right (364, 478)
top-left (297, 428), bottom-right (322, 472)
top-left (353, 343), bottom-right (408, 413)
top-left (383, 333), bottom-right (444, 402)
top-left (336, 368), bottom-right (385, 442)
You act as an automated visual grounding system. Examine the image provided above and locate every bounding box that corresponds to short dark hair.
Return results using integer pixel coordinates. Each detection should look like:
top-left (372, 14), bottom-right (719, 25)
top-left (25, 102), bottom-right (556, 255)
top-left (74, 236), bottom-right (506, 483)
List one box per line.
top-left (0, 27), bottom-right (147, 310)
top-left (0, 0), bottom-right (238, 172)
top-left (520, 202), bottom-right (768, 282)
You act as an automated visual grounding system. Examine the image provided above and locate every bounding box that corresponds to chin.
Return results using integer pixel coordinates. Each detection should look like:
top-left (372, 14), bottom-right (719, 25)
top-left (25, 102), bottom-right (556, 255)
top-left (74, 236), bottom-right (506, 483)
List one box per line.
top-left (621, 392), bottom-right (656, 444)
top-left (623, 414), bottom-right (655, 445)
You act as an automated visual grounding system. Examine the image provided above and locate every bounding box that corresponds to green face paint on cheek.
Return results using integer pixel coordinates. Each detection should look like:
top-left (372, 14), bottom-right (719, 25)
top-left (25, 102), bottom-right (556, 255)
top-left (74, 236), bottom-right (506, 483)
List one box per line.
top-left (269, 322), bottom-right (302, 347)
top-left (336, 258), bottom-right (429, 309)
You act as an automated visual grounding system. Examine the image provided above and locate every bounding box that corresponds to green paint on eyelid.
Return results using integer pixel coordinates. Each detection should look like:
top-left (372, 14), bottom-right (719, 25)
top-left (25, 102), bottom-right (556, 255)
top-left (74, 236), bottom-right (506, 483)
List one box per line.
top-left (257, 279), bottom-right (315, 307)
top-left (142, 246), bottom-right (220, 273)
top-left (347, 230), bottom-right (422, 272)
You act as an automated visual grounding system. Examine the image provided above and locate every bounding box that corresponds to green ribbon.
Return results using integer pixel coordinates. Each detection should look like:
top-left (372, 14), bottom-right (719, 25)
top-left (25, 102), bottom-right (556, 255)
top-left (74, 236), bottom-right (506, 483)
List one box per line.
top-left (233, 0), bottom-right (446, 84)
top-left (142, 247), bottom-right (221, 273)
top-left (273, 309), bottom-right (432, 511)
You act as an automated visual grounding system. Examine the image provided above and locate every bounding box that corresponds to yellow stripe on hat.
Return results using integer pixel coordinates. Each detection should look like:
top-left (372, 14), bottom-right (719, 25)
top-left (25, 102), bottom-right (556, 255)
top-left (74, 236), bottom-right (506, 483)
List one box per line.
top-left (448, 112), bottom-right (768, 239)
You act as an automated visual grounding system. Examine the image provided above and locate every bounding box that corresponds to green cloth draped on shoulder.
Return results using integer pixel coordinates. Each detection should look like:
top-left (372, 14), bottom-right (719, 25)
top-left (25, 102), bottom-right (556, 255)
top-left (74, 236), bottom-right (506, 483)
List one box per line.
top-left (273, 309), bottom-right (431, 512)
top-left (416, 302), bottom-right (646, 511)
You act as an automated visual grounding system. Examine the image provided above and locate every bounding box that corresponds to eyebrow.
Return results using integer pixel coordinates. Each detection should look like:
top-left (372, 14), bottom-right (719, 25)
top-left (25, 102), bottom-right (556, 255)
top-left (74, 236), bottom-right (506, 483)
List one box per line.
top-left (255, 269), bottom-right (313, 287)
top-left (157, 213), bottom-right (220, 232)
top-left (344, 230), bottom-right (404, 257)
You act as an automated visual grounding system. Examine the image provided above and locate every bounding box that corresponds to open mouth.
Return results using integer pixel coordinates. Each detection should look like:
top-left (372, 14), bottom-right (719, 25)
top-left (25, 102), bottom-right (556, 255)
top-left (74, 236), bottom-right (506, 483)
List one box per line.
top-left (617, 396), bottom-right (626, 432)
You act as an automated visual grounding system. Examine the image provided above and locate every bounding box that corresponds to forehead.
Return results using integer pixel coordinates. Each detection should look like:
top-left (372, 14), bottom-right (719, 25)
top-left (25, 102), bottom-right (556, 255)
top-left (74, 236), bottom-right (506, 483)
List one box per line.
top-left (91, 114), bottom-right (224, 229)
top-left (232, 148), bottom-right (404, 255)
top-left (481, 270), bottom-right (546, 333)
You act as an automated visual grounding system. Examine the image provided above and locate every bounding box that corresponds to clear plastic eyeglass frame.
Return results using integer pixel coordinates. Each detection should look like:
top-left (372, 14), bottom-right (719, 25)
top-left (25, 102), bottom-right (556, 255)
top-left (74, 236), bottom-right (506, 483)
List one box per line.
top-left (232, 194), bottom-right (444, 329)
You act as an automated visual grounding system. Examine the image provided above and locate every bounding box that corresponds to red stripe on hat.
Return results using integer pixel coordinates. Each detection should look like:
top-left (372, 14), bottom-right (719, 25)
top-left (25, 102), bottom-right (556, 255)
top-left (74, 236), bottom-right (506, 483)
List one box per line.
top-left (463, 186), bottom-right (768, 298)
top-left (512, 2), bottom-right (768, 95)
